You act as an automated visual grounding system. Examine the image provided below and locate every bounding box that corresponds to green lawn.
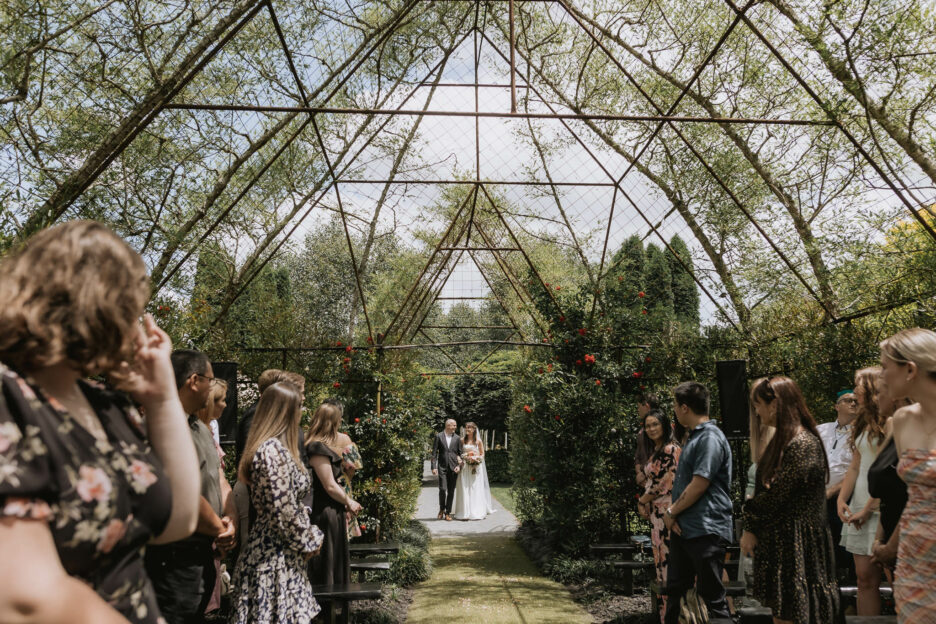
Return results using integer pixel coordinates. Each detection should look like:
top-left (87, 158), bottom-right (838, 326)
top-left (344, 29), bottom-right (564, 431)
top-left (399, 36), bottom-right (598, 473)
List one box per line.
top-left (490, 484), bottom-right (517, 517)
top-left (407, 535), bottom-right (591, 624)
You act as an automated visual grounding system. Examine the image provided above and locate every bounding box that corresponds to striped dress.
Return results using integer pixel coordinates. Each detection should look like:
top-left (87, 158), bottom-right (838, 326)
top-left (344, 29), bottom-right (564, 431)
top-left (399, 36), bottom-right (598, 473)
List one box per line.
top-left (895, 448), bottom-right (936, 622)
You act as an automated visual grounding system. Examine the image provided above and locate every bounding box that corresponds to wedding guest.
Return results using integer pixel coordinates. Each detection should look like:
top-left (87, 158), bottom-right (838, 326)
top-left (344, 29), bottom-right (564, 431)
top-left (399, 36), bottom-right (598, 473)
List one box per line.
top-left (636, 409), bottom-right (681, 623)
top-left (737, 404), bottom-right (774, 586)
top-left (305, 401), bottom-right (362, 586)
top-left (230, 382), bottom-right (323, 622)
top-left (146, 349), bottom-right (237, 624)
top-left (236, 369), bottom-right (306, 467)
top-left (196, 380), bottom-right (228, 617)
top-left (868, 383), bottom-right (913, 577)
top-left (880, 328), bottom-right (936, 622)
top-left (837, 367), bottom-right (887, 616)
top-left (663, 382), bottom-right (732, 623)
top-left (635, 392), bottom-right (660, 488)
top-left (817, 390), bottom-right (857, 577)
top-left (741, 376), bottom-right (839, 624)
top-left (0, 221), bottom-right (199, 624)
top-left (338, 428), bottom-right (364, 539)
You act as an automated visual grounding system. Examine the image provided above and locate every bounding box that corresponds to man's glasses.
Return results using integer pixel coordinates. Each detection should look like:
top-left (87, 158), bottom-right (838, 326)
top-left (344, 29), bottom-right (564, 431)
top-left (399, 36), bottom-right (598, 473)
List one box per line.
top-left (196, 373), bottom-right (222, 387)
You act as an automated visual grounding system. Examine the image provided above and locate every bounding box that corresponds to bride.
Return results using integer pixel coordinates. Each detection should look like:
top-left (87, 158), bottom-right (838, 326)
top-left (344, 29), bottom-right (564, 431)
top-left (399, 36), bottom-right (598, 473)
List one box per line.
top-left (453, 422), bottom-right (496, 520)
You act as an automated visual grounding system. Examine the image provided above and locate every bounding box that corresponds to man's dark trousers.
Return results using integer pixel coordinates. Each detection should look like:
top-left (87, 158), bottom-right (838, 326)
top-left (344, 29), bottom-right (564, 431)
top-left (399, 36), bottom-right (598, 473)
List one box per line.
top-left (438, 468), bottom-right (458, 515)
top-left (145, 539), bottom-right (215, 624)
top-left (663, 533), bottom-right (730, 623)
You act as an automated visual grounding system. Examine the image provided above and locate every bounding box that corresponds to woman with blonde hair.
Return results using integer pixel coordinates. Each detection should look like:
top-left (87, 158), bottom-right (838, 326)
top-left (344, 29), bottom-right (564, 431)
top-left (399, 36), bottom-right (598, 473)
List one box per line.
top-left (879, 328), bottom-right (936, 622)
top-left (305, 400), bottom-right (363, 586)
top-left (230, 382), bottom-right (323, 623)
top-left (0, 221), bottom-right (200, 624)
top-left (837, 367), bottom-right (887, 616)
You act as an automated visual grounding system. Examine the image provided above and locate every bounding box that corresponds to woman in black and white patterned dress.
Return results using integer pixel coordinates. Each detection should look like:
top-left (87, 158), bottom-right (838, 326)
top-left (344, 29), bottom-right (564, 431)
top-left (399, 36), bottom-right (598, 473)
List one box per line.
top-left (230, 382), bottom-right (323, 623)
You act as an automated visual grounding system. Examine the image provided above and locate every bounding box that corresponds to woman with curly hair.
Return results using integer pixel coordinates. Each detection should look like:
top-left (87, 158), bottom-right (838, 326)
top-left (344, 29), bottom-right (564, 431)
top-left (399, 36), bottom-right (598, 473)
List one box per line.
top-left (0, 221), bottom-right (200, 623)
top-left (837, 367), bottom-right (888, 616)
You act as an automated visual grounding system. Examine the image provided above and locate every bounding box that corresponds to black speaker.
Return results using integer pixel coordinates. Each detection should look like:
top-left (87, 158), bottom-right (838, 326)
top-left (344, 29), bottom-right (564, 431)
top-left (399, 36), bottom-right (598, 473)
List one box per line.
top-left (212, 361), bottom-right (238, 444)
top-left (716, 359), bottom-right (748, 437)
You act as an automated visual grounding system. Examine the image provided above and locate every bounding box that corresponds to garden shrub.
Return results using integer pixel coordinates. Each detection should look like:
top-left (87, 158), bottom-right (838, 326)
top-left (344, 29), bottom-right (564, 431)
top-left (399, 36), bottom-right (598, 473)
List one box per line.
top-left (484, 448), bottom-right (510, 483)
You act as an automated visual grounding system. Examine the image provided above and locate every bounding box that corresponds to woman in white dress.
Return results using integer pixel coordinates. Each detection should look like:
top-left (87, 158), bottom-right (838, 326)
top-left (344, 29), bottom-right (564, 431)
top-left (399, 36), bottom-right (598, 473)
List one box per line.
top-left (837, 367), bottom-right (888, 616)
top-left (453, 422), bottom-right (496, 520)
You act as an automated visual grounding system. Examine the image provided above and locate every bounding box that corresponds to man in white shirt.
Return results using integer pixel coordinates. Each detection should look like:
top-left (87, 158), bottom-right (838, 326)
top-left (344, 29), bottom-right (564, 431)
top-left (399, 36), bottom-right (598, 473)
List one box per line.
top-left (817, 390), bottom-right (857, 571)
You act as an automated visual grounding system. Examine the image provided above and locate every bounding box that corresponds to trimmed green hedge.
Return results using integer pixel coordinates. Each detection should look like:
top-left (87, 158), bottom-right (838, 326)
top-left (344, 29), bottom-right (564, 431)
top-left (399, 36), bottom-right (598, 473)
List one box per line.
top-left (485, 448), bottom-right (510, 483)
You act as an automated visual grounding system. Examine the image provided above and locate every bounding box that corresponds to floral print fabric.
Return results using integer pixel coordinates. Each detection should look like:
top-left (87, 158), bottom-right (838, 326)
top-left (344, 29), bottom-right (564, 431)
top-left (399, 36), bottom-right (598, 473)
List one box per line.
top-left (229, 438), bottom-right (324, 623)
top-left (339, 442), bottom-right (363, 538)
top-left (0, 363), bottom-right (172, 623)
top-left (642, 443), bottom-right (681, 623)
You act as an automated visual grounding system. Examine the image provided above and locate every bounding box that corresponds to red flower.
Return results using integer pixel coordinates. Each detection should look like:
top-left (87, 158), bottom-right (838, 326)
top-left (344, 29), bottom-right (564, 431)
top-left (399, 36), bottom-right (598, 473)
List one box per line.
top-left (376, 478), bottom-right (382, 484)
top-left (343, 357), bottom-right (351, 363)
top-left (354, 417), bottom-right (360, 423)
top-left (640, 384), bottom-right (646, 390)
top-left (555, 285), bottom-right (561, 291)
top-left (333, 382), bottom-right (341, 388)
top-left (523, 405), bottom-right (532, 413)
top-left (538, 368), bottom-right (544, 374)
top-left (555, 415), bottom-right (561, 421)
top-left (382, 419), bottom-right (386, 424)
top-left (366, 336), bottom-right (374, 344)
top-left (545, 282), bottom-right (550, 287)
top-left (578, 328), bottom-right (586, 336)
top-left (529, 476), bottom-right (535, 482)
top-left (633, 371), bottom-right (644, 378)
top-left (336, 341), bottom-right (342, 346)
top-left (542, 338), bottom-right (548, 343)
top-left (617, 275), bottom-right (623, 282)
top-left (559, 315), bottom-right (565, 322)
top-left (346, 345), bottom-right (353, 353)
top-left (641, 309), bottom-right (648, 315)
top-left (360, 524), bottom-right (366, 531)
top-left (584, 354), bottom-right (595, 364)
top-left (547, 364), bottom-right (553, 372)
top-left (638, 291), bottom-right (645, 298)
top-left (645, 356), bottom-right (651, 363)
top-left (595, 379), bottom-right (601, 386)
top-left (575, 359), bottom-right (582, 366)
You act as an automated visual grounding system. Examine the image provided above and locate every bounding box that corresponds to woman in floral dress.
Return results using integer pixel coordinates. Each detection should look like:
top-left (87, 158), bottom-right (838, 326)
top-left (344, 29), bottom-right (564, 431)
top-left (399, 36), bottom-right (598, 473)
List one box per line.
top-left (741, 376), bottom-right (839, 624)
top-left (0, 221), bottom-right (200, 624)
top-left (636, 409), bottom-right (681, 623)
top-left (230, 382), bottom-right (324, 623)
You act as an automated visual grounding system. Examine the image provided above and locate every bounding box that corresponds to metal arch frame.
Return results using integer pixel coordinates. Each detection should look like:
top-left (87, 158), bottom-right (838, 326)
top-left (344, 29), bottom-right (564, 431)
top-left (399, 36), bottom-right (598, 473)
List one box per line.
top-left (23, 0), bottom-right (936, 372)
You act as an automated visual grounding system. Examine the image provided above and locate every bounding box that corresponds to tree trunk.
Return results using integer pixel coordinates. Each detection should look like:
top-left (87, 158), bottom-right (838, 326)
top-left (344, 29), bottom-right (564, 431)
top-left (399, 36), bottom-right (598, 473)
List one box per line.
top-left (769, 0), bottom-right (936, 187)
top-left (20, 0), bottom-right (267, 239)
top-left (568, 4), bottom-right (838, 315)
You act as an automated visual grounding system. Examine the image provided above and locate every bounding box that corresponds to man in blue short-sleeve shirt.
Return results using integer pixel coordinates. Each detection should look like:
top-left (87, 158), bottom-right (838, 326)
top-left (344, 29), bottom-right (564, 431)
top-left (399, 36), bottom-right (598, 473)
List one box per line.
top-left (663, 381), bottom-right (733, 623)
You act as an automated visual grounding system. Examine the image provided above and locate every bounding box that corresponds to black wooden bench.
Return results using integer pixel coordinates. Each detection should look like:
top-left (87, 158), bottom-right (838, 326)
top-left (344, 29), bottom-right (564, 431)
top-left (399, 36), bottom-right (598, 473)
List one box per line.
top-left (589, 542), bottom-right (653, 596)
top-left (349, 542), bottom-right (399, 557)
top-left (839, 583), bottom-right (893, 599)
top-left (349, 556), bottom-right (392, 582)
top-left (711, 608), bottom-right (773, 624)
top-left (312, 582), bottom-right (382, 624)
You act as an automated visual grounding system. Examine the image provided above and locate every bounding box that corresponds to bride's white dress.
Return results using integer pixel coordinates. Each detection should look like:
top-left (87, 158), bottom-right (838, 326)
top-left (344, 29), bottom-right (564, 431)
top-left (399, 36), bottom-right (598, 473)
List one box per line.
top-left (453, 443), bottom-right (496, 520)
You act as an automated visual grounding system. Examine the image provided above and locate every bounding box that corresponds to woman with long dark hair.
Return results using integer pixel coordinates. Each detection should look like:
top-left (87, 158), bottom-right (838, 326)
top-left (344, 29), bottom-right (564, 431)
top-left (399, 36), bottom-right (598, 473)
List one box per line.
top-left (837, 367), bottom-right (887, 616)
top-left (636, 409), bottom-right (680, 623)
top-left (741, 376), bottom-right (839, 624)
top-left (230, 382), bottom-right (323, 623)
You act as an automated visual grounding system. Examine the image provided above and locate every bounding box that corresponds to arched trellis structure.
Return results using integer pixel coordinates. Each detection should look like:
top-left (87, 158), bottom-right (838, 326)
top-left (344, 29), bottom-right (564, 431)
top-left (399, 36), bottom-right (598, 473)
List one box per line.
top-left (2, 0), bottom-right (935, 373)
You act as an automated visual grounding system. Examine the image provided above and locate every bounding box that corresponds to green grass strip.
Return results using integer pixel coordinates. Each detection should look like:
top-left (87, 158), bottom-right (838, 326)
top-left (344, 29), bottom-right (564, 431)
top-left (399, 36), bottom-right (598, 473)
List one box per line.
top-left (406, 535), bottom-right (592, 623)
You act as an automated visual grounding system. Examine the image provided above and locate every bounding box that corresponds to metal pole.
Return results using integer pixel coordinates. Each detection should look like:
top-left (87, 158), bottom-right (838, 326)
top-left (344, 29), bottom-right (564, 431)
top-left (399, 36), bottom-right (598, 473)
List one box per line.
top-left (509, 0), bottom-right (517, 113)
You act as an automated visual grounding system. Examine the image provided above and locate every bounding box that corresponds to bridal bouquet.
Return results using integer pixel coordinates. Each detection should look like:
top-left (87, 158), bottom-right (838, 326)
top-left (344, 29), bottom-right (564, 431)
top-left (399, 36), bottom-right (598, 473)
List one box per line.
top-left (461, 453), bottom-right (483, 474)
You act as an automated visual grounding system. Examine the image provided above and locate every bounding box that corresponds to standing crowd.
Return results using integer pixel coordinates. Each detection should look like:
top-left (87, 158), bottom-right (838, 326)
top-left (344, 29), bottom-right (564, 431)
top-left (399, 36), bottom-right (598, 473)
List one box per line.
top-left (635, 332), bottom-right (936, 624)
top-left (0, 221), bottom-right (366, 624)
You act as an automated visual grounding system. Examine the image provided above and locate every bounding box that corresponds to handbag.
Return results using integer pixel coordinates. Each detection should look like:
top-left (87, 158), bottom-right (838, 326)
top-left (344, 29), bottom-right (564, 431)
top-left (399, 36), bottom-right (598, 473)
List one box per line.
top-left (678, 588), bottom-right (709, 624)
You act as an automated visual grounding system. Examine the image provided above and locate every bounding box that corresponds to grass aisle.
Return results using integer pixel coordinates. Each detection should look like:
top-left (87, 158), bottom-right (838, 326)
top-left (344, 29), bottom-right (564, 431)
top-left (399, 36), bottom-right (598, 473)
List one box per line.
top-left (406, 534), bottom-right (592, 623)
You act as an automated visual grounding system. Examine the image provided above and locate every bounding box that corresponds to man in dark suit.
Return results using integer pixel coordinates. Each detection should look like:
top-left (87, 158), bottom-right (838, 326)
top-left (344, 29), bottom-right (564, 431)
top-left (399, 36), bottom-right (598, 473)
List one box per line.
top-left (431, 418), bottom-right (464, 521)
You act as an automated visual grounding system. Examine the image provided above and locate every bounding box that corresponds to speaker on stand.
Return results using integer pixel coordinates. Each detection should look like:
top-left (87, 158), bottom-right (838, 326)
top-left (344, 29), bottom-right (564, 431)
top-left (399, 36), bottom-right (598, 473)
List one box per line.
top-left (212, 361), bottom-right (238, 445)
top-left (716, 359), bottom-right (749, 438)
